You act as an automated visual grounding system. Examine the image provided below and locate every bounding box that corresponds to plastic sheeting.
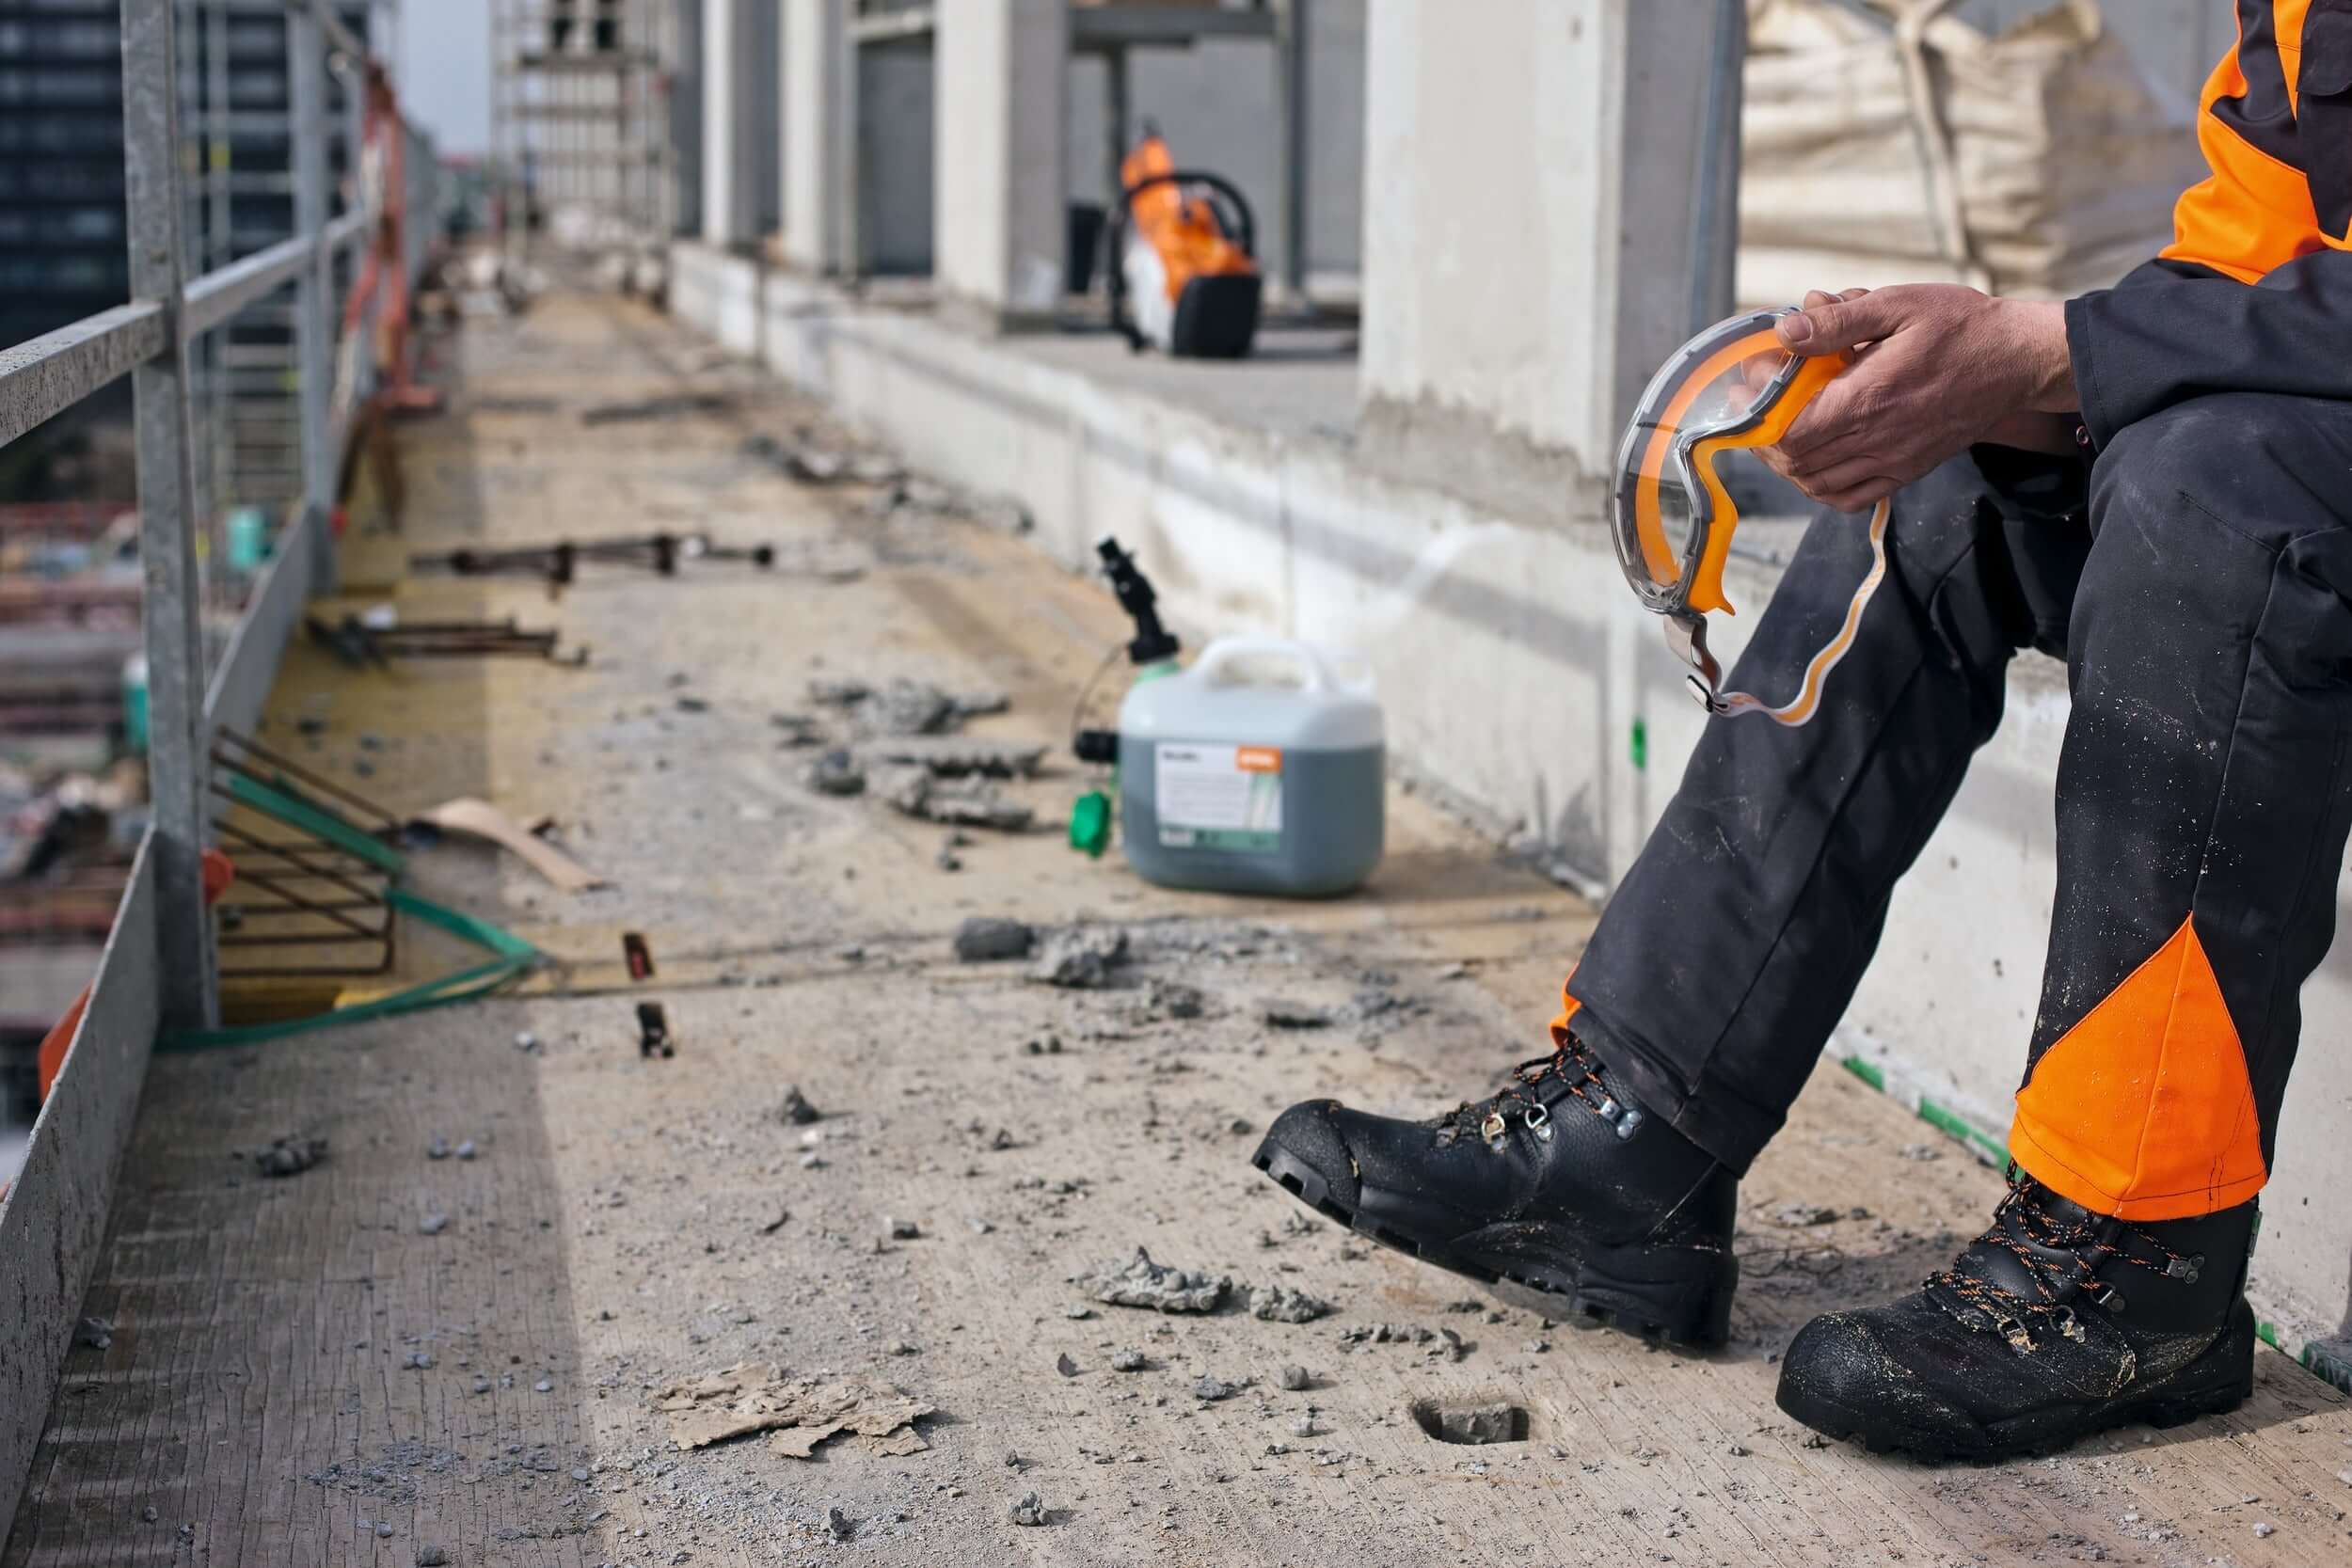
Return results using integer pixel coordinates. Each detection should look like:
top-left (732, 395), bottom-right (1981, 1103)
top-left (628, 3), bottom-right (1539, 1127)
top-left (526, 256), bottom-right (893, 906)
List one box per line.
top-left (1739, 0), bottom-right (2209, 304)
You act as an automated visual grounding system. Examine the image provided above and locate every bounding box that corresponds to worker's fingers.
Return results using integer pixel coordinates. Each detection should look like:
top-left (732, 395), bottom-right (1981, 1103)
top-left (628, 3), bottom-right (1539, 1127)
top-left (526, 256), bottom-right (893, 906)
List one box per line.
top-left (1793, 455), bottom-right (1902, 512)
top-left (1817, 480), bottom-right (1899, 514)
top-left (1779, 291), bottom-right (1908, 356)
top-left (1753, 442), bottom-right (1799, 483)
top-left (1770, 342), bottom-right (1897, 462)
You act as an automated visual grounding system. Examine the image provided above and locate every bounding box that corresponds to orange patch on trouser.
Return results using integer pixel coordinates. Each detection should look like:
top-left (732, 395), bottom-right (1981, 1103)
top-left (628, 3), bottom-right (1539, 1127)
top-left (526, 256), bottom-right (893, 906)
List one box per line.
top-left (2009, 916), bottom-right (2267, 1221)
top-left (1548, 978), bottom-right (1582, 1048)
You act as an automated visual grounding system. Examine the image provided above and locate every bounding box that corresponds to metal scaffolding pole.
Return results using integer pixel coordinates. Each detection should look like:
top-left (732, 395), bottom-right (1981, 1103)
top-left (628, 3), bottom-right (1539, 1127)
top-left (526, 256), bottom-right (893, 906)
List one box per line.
top-left (289, 0), bottom-right (336, 573)
top-left (121, 0), bottom-right (220, 1032)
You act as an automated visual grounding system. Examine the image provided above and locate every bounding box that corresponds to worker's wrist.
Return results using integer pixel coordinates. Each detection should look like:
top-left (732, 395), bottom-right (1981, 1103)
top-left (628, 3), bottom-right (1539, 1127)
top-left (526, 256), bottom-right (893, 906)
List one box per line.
top-left (2001, 297), bottom-right (2076, 413)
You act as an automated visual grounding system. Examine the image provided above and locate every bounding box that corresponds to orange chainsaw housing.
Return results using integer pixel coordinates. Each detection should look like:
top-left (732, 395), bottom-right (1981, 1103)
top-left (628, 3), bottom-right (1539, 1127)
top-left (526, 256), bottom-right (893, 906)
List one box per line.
top-left (1115, 135), bottom-right (1262, 358)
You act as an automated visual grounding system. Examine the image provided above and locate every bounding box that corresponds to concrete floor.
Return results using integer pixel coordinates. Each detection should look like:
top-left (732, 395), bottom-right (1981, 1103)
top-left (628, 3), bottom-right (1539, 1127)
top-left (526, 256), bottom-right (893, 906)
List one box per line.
top-left (7, 293), bottom-right (2350, 1568)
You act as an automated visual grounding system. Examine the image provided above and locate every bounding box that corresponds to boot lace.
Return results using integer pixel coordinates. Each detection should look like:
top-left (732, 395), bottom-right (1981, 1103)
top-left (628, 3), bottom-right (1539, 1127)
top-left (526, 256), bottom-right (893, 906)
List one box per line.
top-left (1927, 1179), bottom-right (2204, 1350)
top-left (1430, 1033), bottom-right (1629, 1148)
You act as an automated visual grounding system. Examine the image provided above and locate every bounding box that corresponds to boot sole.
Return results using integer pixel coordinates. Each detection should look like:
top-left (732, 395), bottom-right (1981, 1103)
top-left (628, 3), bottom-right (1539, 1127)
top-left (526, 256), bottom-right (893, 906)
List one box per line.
top-left (1774, 1302), bottom-right (2256, 1462)
top-left (1251, 1137), bottom-right (1738, 1348)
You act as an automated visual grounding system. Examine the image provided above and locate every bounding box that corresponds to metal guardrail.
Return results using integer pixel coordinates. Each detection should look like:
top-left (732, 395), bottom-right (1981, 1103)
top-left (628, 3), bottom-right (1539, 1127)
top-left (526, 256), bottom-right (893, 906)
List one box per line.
top-left (0, 2), bottom-right (439, 1550)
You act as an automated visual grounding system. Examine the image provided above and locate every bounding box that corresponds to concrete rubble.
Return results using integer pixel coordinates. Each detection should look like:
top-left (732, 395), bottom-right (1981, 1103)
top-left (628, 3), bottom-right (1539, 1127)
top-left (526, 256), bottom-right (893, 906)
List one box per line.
top-left (253, 1135), bottom-right (327, 1179)
top-left (657, 1364), bottom-right (934, 1459)
top-left (861, 736), bottom-right (1045, 779)
top-left (807, 675), bottom-right (1009, 737)
top-left (1239, 1284), bottom-right (1335, 1324)
top-left (1029, 926), bottom-right (1129, 989)
top-left (874, 767), bottom-right (1032, 831)
top-left (952, 916), bottom-right (1035, 961)
top-left (1072, 1248), bottom-right (1226, 1313)
top-left (803, 749), bottom-right (865, 798)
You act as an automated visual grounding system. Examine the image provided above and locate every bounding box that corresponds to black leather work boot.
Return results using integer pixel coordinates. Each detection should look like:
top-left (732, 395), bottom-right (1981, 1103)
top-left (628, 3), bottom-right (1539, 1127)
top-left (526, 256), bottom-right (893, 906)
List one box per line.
top-left (1250, 1033), bottom-right (1740, 1345)
top-left (1776, 1178), bottom-right (2258, 1460)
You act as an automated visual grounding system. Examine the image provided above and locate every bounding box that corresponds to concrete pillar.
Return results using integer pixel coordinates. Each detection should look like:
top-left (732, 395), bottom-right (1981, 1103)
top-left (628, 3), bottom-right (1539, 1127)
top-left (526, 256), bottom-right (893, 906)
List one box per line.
top-left (783, 0), bottom-right (852, 273)
top-left (933, 0), bottom-right (1066, 327)
top-left (701, 0), bottom-right (763, 247)
top-left (1359, 0), bottom-right (1731, 493)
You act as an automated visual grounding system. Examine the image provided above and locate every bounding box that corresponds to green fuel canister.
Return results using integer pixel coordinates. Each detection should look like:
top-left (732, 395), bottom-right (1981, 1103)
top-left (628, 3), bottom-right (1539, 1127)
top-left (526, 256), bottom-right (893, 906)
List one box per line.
top-left (1115, 637), bottom-right (1384, 897)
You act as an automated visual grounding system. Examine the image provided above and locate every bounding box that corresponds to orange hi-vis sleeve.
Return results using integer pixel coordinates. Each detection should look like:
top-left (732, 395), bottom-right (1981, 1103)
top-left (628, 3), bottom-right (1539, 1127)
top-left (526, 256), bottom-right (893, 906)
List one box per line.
top-left (2009, 917), bottom-right (2268, 1223)
top-left (2163, 0), bottom-right (2352, 281)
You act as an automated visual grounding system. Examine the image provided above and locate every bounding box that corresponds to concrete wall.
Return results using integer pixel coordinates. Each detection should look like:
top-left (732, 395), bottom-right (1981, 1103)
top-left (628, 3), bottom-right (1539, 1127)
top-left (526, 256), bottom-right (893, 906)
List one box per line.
top-left (932, 0), bottom-right (1066, 323)
top-left (701, 0), bottom-right (780, 245)
top-left (1359, 0), bottom-right (1723, 485)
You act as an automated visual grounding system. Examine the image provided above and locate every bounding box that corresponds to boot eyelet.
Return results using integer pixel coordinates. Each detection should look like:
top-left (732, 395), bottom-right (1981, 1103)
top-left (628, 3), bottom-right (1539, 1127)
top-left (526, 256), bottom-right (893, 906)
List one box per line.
top-left (2164, 1254), bottom-right (2202, 1284)
top-left (1595, 1095), bottom-right (1620, 1120)
top-left (2090, 1281), bottom-right (2126, 1313)
top-left (1613, 1107), bottom-right (1645, 1141)
top-left (1523, 1104), bottom-right (1552, 1142)
top-left (1479, 1111), bottom-right (1508, 1148)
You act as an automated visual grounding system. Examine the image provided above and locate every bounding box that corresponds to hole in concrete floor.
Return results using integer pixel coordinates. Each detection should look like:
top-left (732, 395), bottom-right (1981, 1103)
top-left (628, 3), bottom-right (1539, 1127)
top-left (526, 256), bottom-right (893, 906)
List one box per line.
top-left (1410, 1397), bottom-right (1530, 1446)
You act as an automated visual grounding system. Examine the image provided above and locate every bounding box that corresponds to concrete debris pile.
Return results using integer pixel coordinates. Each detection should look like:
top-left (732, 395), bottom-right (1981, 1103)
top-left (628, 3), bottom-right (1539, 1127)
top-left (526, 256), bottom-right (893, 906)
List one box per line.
top-left (863, 736), bottom-right (1045, 779)
top-left (1337, 1322), bottom-right (1470, 1362)
top-left (789, 674), bottom-right (1046, 833)
top-left (1072, 1248), bottom-right (1227, 1314)
top-left (252, 1134), bottom-right (328, 1179)
top-left (1238, 1283), bottom-right (1334, 1324)
top-left (863, 474), bottom-right (1032, 537)
top-left (952, 916), bottom-right (1036, 961)
top-left (740, 431), bottom-right (904, 487)
top-left (1071, 1248), bottom-right (1336, 1324)
top-left (874, 768), bottom-right (1033, 832)
top-left (1028, 925), bottom-right (1128, 988)
top-left (806, 676), bottom-right (1008, 738)
top-left (657, 1363), bottom-right (934, 1459)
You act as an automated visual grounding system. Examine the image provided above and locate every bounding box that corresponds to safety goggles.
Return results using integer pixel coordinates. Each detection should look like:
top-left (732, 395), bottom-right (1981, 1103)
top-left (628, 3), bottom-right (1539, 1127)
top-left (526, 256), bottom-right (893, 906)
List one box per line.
top-left (1609, 307), bottom-right (1888, 727)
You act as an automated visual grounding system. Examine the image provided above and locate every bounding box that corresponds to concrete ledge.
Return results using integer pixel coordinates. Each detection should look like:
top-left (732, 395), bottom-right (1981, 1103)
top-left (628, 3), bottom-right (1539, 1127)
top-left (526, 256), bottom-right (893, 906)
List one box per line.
top-left (667, 238), bottom-right (2352, 1377)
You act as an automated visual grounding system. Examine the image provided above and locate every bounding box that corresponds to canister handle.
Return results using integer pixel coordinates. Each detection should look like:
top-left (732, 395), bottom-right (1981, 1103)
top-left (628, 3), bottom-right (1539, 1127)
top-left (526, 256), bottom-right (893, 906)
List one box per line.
top-left (1191, 636), bottom-right (1372, 696)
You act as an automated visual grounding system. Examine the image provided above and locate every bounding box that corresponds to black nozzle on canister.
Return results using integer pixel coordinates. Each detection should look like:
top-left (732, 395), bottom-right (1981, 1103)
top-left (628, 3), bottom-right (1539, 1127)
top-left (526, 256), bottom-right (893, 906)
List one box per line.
top-left (1095, 536), bottom-right (1180, 667)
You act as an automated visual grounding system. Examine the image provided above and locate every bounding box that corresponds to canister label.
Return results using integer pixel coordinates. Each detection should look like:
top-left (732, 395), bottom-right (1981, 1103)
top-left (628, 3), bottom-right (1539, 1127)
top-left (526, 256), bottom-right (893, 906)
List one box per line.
top-left (1155, 743), bottom-right (1282, 852)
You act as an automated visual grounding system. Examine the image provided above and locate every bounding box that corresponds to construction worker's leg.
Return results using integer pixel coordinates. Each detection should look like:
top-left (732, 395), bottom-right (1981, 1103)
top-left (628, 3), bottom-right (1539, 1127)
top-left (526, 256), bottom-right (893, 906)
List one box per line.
top-left (1250, 451), bottom-right (2087, 1348)
top-left (1565, 452), bottom-right (2091, 1169)
top-left (2010, 392), bottom-right (2352, 1219)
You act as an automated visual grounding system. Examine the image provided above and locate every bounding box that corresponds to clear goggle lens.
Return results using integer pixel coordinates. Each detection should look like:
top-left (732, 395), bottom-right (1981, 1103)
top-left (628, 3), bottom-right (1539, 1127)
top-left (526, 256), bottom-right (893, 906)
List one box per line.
top-left (1609, 309), bottom-right (1803, 611)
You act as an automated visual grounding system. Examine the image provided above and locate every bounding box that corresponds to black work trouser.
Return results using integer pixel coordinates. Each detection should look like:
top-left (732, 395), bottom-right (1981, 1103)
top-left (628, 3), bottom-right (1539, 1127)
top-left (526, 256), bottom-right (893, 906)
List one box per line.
top-left (1564, 392), bottom-right (2352, 1219)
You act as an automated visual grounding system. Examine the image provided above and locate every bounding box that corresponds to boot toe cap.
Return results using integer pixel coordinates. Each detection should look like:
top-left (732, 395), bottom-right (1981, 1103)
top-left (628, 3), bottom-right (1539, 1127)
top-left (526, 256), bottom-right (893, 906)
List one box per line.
top-left (1256, 1099), bottom-right (1366, 1212)
top-left (1777, 1309), bottom-right (1990, 1454)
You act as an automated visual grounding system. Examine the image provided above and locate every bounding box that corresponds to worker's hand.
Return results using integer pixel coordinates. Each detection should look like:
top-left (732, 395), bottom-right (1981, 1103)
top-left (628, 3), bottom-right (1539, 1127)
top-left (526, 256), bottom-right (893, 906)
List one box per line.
top-left (1762, 285), bottom-right (2075, 513)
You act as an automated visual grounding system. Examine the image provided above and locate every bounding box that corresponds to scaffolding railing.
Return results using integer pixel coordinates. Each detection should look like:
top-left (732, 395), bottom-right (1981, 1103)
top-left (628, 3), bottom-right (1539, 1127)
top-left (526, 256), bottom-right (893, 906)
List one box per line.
top-left (0, 1), bottom-right (439, 1549)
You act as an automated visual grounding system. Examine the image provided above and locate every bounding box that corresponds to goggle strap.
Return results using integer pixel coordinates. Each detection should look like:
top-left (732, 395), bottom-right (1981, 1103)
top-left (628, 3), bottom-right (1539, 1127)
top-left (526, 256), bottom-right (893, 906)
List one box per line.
top-left (1672, 498), bottom-right (1892, 728)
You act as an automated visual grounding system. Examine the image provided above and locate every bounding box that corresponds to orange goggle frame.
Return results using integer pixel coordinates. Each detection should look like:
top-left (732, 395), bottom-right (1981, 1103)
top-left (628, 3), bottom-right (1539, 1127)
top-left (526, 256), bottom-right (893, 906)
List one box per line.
top-left (1610, 309), bottom-right (1885, 727)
